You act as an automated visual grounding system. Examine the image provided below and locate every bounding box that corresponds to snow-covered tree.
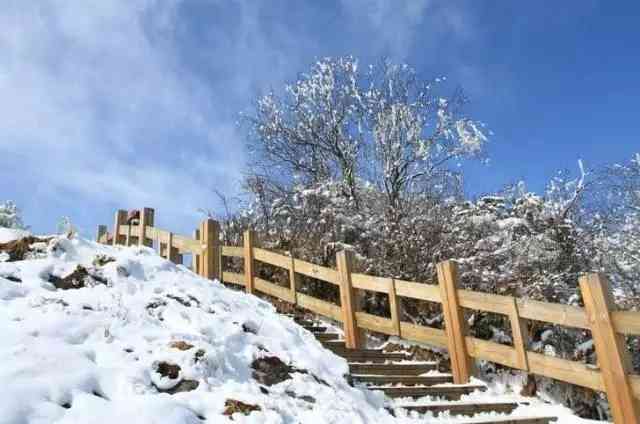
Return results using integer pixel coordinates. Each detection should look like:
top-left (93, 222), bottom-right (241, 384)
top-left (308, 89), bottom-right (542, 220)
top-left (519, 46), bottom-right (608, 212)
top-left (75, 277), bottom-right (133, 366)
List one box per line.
top-left (0, 201), bottom-right (25, 229)
top-left (593, 153), bottom-right (640, 300)
top-left (245, 57), bottom-right (488, 214)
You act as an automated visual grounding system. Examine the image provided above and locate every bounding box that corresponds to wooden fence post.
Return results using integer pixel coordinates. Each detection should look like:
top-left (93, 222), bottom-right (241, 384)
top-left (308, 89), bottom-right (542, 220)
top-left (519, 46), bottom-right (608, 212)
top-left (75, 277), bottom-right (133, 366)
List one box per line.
top-left (217, 237), bottom-right (223, 284)
top-left (243, 230), bottom-right (256, 294)
top-left (139, 207), bottom-right (154, 247)
top-left (193, 229), bottom-right (201, 274)
top-left (289, 250), bottom-right (300, 304)
top-left (337, 249), bottom-right (361, 349)
top-left (580, 273), bottom-right (640, 424)
top-left (112, 210), bottom-right (127, 246)
top-left (509, 298), bottom-right (530, 371)
top-left (389, 279), bottom-right (402, 337)
top-left (96, 225), bottom-right (107, 244)
top-left (200, 219), bottom-right (220, 280)
top-left (165, 232), bottom-right (173, 261)
top-left (437, 260), bottom-right (474, 384)
top-left (125, 224), bottom-right (132, 246)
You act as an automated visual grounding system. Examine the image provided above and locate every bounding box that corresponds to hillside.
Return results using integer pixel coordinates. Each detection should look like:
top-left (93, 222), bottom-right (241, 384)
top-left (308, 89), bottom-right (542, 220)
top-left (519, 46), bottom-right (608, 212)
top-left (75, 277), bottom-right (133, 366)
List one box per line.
top-left (0, 230), bottom-right (393, 423)
top-left (0, 230), bottom-right (598, 423)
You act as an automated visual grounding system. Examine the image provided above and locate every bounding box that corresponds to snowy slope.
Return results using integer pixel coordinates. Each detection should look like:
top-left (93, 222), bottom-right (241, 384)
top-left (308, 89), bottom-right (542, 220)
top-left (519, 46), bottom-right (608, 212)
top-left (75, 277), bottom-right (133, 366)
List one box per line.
top-left (0, 233), bottom-right (393, 424)
top-left (0, 231), bottom-right (603, 424)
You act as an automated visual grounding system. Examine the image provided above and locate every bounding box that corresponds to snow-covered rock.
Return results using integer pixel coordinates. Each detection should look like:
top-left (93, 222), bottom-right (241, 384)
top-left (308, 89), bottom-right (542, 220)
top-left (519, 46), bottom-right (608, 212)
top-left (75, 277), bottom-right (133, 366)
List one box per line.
top-left (0, 227), bottom-right (30, 243)
top-left (0, 235), bottom-right (391, 424)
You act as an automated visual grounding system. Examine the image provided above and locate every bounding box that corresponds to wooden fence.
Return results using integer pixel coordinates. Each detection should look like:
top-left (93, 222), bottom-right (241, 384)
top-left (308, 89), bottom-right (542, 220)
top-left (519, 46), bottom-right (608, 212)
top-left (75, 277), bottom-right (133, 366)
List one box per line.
top-left (98, 207), bottom-right (640, 423)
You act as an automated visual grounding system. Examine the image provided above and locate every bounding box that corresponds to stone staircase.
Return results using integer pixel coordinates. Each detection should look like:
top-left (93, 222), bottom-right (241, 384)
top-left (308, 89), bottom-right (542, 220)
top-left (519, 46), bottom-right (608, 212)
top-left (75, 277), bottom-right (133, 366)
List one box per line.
top-left (293, 316), bottom-right (557, 423)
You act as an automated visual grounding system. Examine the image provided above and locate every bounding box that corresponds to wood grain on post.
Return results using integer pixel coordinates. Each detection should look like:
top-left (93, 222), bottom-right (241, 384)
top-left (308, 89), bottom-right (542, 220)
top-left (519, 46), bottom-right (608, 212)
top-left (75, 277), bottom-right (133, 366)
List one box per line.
top-left (243, 230), bottom-right (256, 294)
top-left (171, 248), bottom-right (183, 265)
top-left (193, 229), bottom-right (201, 275)
top-left (112, 210), bottom-right (127, 246)
top-left (337, 249), bottom-right (361, 349)
top-left (289, 250), bottom-right (300, 304)
top-left (125, 224), bottom-right (132, 246)
top-left (580, 273), bottom-right (640, 424)
top-left (139, 207), bottom-right (154, 247)
top-left (201, 219), bottom-right (220, 281)
top-left (217, 238), bottom-right (224, 284)
top-left (437, 260), bottom-right (474, 384)
top-left (165, 232), bottom-right (173, 261)
top-left (389, 279), bottom-right (402, 337)
top-left (96, 225), bottom-right (107, 244)
top-left (509, 297), bottom-right (530, 371)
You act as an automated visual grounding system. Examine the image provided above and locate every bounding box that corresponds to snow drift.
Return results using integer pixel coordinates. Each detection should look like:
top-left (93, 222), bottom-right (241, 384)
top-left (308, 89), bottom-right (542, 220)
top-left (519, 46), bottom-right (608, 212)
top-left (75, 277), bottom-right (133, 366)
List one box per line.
top-left (0, 231), bottom-right (392, 423)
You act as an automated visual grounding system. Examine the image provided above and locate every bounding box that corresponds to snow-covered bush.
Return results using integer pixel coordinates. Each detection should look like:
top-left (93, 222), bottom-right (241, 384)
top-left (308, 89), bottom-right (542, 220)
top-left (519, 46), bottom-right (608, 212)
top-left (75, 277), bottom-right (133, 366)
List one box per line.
top-left (0, 200), bottom-right (25, 229)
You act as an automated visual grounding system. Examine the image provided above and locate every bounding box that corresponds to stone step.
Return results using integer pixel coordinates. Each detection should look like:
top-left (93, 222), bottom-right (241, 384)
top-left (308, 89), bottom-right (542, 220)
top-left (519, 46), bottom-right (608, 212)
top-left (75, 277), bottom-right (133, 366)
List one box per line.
top-left (351, 374), bottom-right (453, 386)
top-left (314, 332), bottom-right (340, 342)
top-left (322, 340), bottom-right (345, 348)
top-left (392, 401), bottom-right (519, 417)
top-left (458, 418), bottom-right (557, 424)
top-left (349, 362), bottom-right (437, 375)
top-left (330, 350), bottom-right (410, 363)
top-left (302, 325), bottom-right (327, 333)
top-left (368, 384), bottom-right (486, 400)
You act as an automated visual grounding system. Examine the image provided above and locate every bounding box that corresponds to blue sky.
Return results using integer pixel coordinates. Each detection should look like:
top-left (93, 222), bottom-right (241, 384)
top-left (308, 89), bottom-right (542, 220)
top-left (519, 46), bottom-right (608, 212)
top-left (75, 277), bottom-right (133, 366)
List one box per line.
top-left (1, 1), bottom-right (638, 236)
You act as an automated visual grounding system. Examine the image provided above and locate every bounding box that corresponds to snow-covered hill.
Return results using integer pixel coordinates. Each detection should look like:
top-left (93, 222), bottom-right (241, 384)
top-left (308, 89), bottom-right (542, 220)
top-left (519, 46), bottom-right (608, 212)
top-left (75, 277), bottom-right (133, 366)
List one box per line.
top-left (0, 230), bottom-right (603, 424)
top-left (0, 231), bottom-right (392, 423)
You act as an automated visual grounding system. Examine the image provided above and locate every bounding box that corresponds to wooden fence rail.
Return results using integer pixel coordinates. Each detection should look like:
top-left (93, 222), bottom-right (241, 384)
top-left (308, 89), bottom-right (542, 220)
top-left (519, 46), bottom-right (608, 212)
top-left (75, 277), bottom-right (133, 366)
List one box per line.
top-left (98, 208), bottom-right (640, 423)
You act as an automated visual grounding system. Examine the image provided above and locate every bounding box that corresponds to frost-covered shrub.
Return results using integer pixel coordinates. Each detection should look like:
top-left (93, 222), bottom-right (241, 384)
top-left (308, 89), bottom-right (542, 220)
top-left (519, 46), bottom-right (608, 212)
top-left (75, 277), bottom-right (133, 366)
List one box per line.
top-left (0, 201), bottom-right (25, 229)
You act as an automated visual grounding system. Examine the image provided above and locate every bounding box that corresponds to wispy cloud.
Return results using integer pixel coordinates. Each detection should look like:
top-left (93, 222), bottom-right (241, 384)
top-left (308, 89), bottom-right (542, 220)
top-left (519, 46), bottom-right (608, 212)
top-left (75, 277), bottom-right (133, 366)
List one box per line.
top-left (0, 0), bottom-right (246, 233)
top-left (0, 0), bottom-right (489, 234)
top-left (338, 0), bottom-right (475, 60)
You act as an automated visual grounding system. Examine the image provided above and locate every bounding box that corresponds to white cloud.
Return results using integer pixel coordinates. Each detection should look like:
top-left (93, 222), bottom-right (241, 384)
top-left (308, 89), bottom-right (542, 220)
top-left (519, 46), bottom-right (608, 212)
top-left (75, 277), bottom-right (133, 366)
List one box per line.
top-left (339, 0), bottom-right (474, 59)
top-left (0, 0), bottom-right (245, 232)
top-left (0, 0), bottom-right (491, 235)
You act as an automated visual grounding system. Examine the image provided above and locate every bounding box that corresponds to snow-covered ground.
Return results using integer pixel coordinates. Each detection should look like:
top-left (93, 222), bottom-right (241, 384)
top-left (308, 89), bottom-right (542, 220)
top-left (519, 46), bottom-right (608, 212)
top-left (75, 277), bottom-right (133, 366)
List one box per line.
top-left (1, 231), bottom-right (393, 423)
top-left (0, 230), bottom-right (603, 423)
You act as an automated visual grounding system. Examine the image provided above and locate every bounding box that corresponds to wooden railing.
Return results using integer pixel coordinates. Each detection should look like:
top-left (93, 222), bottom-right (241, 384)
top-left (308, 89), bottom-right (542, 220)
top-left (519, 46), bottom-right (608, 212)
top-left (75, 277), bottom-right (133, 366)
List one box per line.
top-left (98, 208), bottom-right (640, 423)
top-left (96, 208), bottom-right (220, 279)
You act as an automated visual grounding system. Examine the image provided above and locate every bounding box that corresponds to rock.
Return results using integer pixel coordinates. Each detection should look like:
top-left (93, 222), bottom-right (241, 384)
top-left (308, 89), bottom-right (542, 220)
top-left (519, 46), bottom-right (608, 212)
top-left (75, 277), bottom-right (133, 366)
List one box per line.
top-left (242, 322), bottom-right (258, 334)
top-left (299, 395), bottom-right (316, 403)
top-left (146, 298), bottom-right (167, 320)
top-left (0, 236), bottom-right (52, 262)
top-left (163, 379), bottom-right (199, 394)
top-left (4, 275), bottom-right (21, 283)
top-left (156, 362), bottom-right (180, 379)
top-left (48, 265), bottom-right (107, 290)
top-left (251, 356), bottom-right (328, 388)
top-left (166, 294), bottom-right (192, 307)
top-left (146, 298), bottom-right (167, 310)
top-left (520, 374), bottom-right (537, 397)
top-left (92, 254), bottom-right (115, 267)
top-left (170, 341), bottom-right (194, 351)
top-left (116, 265), bottom-right (130, 277)
top-left (251, 356), bottom-right (293, 386)
top-left (194, 349), bottom-right (206, 362)
top-left (151, 362), bottom-right (199, 394)
top-left (223, 399), bottom-right (261, 417)
top-left (285, 390), bottom-right (315, 403)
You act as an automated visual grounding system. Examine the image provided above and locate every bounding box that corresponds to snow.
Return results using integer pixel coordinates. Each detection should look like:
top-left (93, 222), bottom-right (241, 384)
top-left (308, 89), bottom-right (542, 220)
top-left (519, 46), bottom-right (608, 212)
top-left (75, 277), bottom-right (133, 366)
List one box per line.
top-left (0, 234), bottom-right (600, 423)
top-left (0, 227), bottom-right (30, 243)
top-left (0, 235), bottom-right (391, 424)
